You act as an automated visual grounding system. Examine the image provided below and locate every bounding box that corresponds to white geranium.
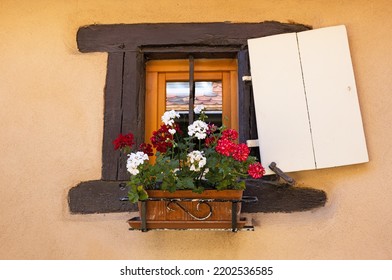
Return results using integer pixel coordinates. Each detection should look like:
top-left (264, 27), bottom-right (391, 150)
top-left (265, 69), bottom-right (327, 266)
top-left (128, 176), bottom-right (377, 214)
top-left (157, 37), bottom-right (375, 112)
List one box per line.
top-left (161, 110), bottom-right (180, 126)
top-left (187, 150), bottom-right (207, 172)
top-left (194, 105), bottom-right (205, 114)
top-left (127, 151), bottom-right (149, 175)
top-left (188, 120), bottom-right (208, 139)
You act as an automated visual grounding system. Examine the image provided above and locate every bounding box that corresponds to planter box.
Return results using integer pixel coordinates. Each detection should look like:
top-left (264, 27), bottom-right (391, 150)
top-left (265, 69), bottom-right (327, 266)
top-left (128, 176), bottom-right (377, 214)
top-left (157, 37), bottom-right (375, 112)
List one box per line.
top-left (127, 189), bottom-right (250, 231)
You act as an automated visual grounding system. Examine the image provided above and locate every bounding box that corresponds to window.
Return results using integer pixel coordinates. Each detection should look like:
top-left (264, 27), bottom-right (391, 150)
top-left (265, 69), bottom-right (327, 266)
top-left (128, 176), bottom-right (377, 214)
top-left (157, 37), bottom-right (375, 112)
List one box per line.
top-left (70, 22), bottom-right (327, 214)
top-left (145, 59), bottom-right (238, 145)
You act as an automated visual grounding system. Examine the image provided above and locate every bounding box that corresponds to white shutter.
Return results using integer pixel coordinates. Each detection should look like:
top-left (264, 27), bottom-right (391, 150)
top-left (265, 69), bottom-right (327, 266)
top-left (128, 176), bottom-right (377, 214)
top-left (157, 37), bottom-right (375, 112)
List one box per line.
top-left (248, 25), bottom-right (368, 174)
top-left (247, 32), bottom-right (316, 174)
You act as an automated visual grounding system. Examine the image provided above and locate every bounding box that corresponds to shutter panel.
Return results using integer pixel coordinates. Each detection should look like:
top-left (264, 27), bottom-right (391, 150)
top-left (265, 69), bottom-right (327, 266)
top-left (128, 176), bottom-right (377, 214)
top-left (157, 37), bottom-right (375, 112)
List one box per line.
top-left (248, 33), bottom-right (315, 174)
top-left (248, 25), bottom-right (368, 174)
top-left (297, 26), bottom-right (368, 169)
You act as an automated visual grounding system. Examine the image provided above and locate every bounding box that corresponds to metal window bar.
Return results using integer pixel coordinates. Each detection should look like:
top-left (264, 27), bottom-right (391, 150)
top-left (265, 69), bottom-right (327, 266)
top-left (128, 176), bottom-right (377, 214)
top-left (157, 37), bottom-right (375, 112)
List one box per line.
top-left (188, 55), bottom-right (195, 125)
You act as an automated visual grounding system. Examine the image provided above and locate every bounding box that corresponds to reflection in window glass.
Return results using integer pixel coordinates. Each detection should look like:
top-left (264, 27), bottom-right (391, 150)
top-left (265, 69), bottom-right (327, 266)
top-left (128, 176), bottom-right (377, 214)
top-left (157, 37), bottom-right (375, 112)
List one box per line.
top-left (166, 81), bottom-right (223, 128)
top-left (166, 81), bottom-right (222, 112)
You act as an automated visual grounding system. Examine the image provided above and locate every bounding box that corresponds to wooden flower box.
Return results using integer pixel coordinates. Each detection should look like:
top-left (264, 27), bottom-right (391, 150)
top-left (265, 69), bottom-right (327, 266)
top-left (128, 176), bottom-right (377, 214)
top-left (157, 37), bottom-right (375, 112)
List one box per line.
top-left (127, 189), bottom-right (255, 231)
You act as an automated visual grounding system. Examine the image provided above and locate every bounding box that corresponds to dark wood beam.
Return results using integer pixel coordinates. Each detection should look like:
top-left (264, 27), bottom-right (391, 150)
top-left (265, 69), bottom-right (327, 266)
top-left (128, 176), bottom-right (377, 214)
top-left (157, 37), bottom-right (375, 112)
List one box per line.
top-left (68, 179), bottom-right (326, 214)
top-left (102, 53), bottom-right (124, 180)
top-left (77, 21), bottom-right (310, 53)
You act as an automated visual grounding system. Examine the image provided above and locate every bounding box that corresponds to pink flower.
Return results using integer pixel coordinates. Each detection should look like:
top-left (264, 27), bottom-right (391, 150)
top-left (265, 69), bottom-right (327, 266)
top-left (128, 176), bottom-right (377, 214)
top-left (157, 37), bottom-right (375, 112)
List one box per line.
top-left (248, 162), bottom-right (265, 179)
top-left (207, 123), bottom-right (218, 135)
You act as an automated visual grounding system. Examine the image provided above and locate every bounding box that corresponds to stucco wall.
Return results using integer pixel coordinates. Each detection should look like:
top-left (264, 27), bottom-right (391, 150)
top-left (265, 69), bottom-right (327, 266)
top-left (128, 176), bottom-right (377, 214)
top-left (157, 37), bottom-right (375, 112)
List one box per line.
top-left (1, 0), bottom-right (391, 259)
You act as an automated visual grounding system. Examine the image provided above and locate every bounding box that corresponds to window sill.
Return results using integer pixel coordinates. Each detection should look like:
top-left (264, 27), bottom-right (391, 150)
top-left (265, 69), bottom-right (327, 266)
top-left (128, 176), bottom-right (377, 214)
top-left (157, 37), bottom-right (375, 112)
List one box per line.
top-left (68, 179), bottom-right (326, 214)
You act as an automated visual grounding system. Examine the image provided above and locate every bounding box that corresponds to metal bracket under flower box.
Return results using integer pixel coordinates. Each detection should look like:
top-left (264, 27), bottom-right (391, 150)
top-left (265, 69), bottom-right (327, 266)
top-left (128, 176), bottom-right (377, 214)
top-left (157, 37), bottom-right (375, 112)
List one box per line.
top-left (124, 196), bottom-right (258, 232)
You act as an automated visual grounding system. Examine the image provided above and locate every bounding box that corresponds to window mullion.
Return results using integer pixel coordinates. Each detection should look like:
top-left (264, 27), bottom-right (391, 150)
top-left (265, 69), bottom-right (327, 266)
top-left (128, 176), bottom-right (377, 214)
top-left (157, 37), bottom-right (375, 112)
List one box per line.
top-left (188, 55), bottom-right (195, 124)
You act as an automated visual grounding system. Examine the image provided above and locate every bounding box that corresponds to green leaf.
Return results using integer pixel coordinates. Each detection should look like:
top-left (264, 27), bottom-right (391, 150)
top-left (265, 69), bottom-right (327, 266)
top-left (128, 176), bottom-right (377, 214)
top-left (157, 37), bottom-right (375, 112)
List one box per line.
top-left (128, 188), bottom-right (139, 203)
top-left (138, 189), bottom-right (149, 201)
top-left (184, 177), bottom-right (195, 189)
top-left (193, 185), bottom-right (204, 194)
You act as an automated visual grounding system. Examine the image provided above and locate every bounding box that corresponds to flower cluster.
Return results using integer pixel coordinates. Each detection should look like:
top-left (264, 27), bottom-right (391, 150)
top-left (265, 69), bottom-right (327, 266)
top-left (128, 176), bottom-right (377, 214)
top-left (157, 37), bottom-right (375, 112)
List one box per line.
top-left (187, 150), bottom-right (207, 172)
top-left (233, 144), bottom-right (251, 162)
top-left (113, 105), bottom-right (265, 202)
top-left (188, 120), bottom-right (209, 140)
top-left (139, 143), bottom-right (153, 156)
top-left (126, 152), bottom-right (149, 175)
top-left (248, 162), bottom-right (265, 179)
top-left (113, 133), bottom-right (135, 153)
top-left (161, 110), bottom-right (180, 127)
top-left (150, 124), bottom-right (176, 153)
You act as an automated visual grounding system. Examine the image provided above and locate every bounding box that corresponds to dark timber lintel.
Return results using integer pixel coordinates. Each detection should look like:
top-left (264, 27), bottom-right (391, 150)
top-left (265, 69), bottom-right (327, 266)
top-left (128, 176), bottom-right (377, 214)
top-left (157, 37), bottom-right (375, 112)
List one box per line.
top-left (77, 21), bottom-right (311, 53)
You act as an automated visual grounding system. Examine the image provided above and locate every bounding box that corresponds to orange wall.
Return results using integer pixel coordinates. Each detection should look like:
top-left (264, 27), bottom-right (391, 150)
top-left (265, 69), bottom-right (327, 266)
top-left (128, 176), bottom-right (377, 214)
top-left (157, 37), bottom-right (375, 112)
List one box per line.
top-left (0, 0), bottom-right (391, 259)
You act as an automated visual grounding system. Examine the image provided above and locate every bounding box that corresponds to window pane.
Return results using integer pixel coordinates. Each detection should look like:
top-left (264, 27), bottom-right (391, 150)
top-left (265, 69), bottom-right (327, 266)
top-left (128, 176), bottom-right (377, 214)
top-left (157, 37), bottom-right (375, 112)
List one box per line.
top-left (166, 81), bottom-right (223, 127)
top-left (166, 81), bottom-right (222, 112)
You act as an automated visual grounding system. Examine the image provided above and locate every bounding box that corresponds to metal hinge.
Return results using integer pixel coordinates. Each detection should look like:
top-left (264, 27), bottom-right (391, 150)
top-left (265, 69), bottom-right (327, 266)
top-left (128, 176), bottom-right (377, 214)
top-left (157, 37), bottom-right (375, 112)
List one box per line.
top-left (242, 75), bottom-right (252, 82)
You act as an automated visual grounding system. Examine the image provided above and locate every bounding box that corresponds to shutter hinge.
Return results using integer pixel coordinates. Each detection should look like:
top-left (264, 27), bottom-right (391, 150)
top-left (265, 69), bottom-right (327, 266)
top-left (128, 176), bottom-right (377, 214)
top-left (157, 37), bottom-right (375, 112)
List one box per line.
top-left (242, 75), bottom-right (252, 82)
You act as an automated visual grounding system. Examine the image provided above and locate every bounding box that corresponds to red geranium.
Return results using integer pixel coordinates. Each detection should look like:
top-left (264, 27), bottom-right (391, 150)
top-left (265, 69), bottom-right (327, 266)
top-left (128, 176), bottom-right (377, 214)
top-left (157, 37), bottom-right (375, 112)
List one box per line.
top-left (113, 133), bottom-right (135, 150)
top-left (205, 136), bottom-right (217, 147)
top-left (232, 143), bottom-right (250, 162)
top-left (221, 129), bottom-right (238, 141)
top-left (150, 124), bottom-right (174, 153)
top-left (248, 162), bottom-right (265, 179)
top-left (171, 123), bottom-right (183, 135)
top-left (215, 138), bottom-right (236, 156)
top-left (139, 143), bottom-right (153, 156)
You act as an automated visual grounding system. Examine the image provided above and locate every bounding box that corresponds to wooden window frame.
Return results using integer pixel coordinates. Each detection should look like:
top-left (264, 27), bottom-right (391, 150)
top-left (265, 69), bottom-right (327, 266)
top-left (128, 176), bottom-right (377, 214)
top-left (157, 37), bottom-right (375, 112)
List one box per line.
top-left (145, 58), bottom-right (238, 145)
top-left (70, 22), bottom-right (327, 214)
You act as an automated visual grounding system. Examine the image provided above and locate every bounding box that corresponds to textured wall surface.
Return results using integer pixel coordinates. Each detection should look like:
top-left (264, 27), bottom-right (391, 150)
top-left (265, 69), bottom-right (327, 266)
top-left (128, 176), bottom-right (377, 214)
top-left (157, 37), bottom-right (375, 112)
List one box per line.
top-left (0, 0), bottom-right (391, 259)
